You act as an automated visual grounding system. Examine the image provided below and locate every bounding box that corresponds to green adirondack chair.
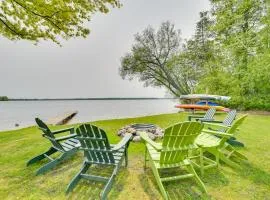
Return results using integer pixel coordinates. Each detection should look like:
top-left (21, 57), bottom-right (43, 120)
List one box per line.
top-left (194, 114), bottom-right (248, 173)
top-left (27, 118), bottom-right (80, 175)
top-left (140, 122), bottom-right (207, 200)
top-left (202, 109), bottom-right (245, 147)
top-left (201, 109), bottom-right (236, 125)
top-left (188, 107), bottom-right (216, 122)
top-left (66, 124), bottom-right (132, 199)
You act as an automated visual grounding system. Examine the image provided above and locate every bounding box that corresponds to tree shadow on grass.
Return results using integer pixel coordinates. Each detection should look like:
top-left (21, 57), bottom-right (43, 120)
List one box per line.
top-left (138, 168), bottom-right (161, 200)
top-left (190, 152), bottom-right (230, 187)
top-left (200, 168), bottom-right (230, 187)
top-left (236, 162), bottom-right (270, 186)
top-left (66, 165), bottom-right (128, 200)
top-left (139, 167), bottom-right (217, 200)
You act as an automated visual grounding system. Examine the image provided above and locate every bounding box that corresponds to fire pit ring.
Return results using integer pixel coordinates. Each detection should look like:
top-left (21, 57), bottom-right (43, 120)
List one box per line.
top-left (117, 123), bottom-right (164, 142)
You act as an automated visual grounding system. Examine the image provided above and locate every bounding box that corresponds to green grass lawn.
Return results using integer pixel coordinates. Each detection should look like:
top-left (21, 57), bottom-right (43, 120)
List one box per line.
top-left (0, 112), bottom-right (270, 200)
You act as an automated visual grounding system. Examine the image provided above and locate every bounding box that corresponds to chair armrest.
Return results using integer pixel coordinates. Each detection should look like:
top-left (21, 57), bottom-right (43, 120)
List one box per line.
top-left (198, 119), bottom-right (214, 122)
top-left (111, 133), bottom-right (132, 151)
top-left (189, 115), bottom-right (204, 119)
top-left (55, 133), bottom-right (77, 141)
top-left (51, 127), bottom-right (74, 135)
top-left (203, 120), bottom-right (223, 123)
top-left (188, 115), bottom-right (204, 121)
top-left (203, 122), bottom-right (230, 129)
top-left (202, 129), bottom-right (233, 138)
top-left (139, 132), bottom-right (162, 151)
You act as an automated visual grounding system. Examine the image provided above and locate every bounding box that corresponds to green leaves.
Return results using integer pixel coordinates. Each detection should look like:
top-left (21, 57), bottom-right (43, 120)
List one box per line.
top-left (196, 0), bottom-right (270, 110)
top-left (0, 0), bottom-right (120, 44)
top-left (120, 21), bottom-right (193, 96)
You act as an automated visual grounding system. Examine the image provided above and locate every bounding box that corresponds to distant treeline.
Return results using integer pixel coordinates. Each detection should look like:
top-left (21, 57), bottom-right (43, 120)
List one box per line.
top-left (9, 97), bottom-right (177, 101)
top-left (0, 96), bottom-right (8, 101)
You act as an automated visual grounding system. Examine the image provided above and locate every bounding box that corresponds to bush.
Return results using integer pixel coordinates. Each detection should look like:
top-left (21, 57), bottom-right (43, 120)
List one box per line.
top-left (0, 96), bottom-right (8, 101)
top-left (223, 95), bottom-right (270, 111)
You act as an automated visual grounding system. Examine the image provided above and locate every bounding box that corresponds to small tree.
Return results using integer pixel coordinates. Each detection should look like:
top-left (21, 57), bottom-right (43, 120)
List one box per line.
top-left (120, 21), bottom-right (193, 96)
top-left (0, 96), bottom-right (8, 101)
top-left (0, 0), bottom-right (120, 44)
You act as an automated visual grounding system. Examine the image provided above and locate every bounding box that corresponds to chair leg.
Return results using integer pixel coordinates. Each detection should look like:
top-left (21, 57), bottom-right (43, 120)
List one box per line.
top-left (144, 146), bottom-right (148, 170)
top-left (224, 145), bottom-right (248, 160)
top-left (124, 148), bottom-right (128, 167)
top-left (199, 148), bottom-right (204, 176)
top-left (216, 149), bottom-right (220, 168)
top-left (27, 147), bottom-right (57, 166)
top-left (100, 165), bottom-right (119, 200)
top-left (36, 150), bottom-right (75, 175)
top-left (66, 162), bottom-right (91, 194)
top-left (230, 150), bottom-right (248, 160)
top-left (186, 163), bottom-right (207, 193)
top-left (150, 162), bottom-right (168, 200)
top-left (208, 148), bottom-right (240, 169)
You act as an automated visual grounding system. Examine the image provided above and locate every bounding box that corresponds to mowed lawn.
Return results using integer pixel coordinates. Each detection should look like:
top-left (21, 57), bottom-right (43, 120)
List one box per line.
top-left (0, 112), bottom-right (270, 200)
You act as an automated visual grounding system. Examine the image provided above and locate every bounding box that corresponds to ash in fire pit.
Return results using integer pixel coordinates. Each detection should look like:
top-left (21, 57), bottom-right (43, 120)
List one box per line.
top-left (117, 123), bottom-right (164, 142)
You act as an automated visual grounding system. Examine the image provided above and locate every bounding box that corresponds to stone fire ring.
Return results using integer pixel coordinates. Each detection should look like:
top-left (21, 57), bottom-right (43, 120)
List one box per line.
top-left (117, 123), bottom-right (164, 142)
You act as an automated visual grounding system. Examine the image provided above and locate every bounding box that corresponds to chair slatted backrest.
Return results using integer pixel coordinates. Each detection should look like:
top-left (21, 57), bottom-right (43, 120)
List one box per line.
top-left (35, 118), bottom-right (64, 151)
top-left (222, 109), bottom-right (237, 126)
top-left (160, 122), bottom-right (204, 165)
top-left (204, 108), bottom-right (216, 120)
top-left (76, 124), bottom-right (115, 165)
top-left (217, 109), bottom-right (237, 132)
top-left (220, 114), bottom-right (248, 146)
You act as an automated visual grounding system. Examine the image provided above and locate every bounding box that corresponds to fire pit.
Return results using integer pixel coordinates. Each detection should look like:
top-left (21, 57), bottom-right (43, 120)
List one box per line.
top-left (117, 123), bottom-right (164, 142)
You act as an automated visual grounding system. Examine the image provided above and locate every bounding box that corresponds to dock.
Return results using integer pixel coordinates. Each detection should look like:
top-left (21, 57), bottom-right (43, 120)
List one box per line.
top-left (47, 111), bottom-right (78, 125)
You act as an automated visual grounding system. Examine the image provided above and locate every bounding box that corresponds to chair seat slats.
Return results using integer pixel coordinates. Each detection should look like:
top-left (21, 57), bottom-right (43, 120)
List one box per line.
top-left (85, 156), bottom-right (123, 165)
top-left (61, 142), bottom-right (75, 150)
top-left (196, 133), bottom-right (220, 147)
top-left (80, 174), bottom-right (109, 182)
top-left (77, 137), bottom-right (107, 141)
top-left (64, 140), bottom-right (78, 147)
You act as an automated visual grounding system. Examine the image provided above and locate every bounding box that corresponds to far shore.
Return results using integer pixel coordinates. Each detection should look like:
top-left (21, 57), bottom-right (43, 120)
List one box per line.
top-left (3, 97), bottom-right (177, 101)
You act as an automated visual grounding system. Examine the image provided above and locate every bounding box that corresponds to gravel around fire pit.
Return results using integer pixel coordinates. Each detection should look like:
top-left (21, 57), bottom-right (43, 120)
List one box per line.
top-left (117, 123), bottom-right (164, 142)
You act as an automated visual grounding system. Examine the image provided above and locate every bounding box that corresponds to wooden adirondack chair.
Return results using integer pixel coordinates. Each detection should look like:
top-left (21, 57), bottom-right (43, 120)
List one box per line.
top-left (201, 109), bottom-right (236, 125)
top-left (194, 114), bottom-right (248, 173)
top-left (27, 118), bottom-right (80, 175)
top-left (202, 110), bottom-right (244, 147)
top-left (140, 122), bottom-right (207, 200)
top-left (188, 107), bottom-right (216, 122)
top-left (66, 124), bottom-right (132, 199)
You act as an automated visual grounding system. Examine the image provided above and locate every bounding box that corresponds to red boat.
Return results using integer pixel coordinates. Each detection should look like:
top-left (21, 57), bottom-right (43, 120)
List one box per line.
top-left (175, 104), bottom-right (230, 112)
top-left (175, 94), bottom-right (231, 112)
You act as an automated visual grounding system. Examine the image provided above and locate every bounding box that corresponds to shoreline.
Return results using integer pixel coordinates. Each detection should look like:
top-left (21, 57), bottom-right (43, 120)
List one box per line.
top-left (0, 112), bottom-right (177, 132)
top-left (1, 110), bottom-right (269, 133)
top-left (3, 97), bottom-right (177, 101)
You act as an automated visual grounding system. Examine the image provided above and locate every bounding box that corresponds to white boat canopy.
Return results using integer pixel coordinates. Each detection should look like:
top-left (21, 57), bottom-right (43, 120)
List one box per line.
top-left (179, 94), bottom-right (231, 101)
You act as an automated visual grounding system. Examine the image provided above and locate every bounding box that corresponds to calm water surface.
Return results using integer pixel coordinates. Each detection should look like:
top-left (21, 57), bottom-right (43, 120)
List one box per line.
top-left (0, 100), bottom-right (178, 131)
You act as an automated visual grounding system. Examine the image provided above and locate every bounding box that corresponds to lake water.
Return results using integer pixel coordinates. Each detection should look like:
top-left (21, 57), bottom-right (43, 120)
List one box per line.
top-left (0, 99), bottom-right (179, 131)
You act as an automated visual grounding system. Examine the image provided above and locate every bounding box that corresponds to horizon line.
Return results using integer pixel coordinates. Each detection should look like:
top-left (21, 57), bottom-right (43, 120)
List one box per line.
top-left (8, 97), bottom-right (177, 101)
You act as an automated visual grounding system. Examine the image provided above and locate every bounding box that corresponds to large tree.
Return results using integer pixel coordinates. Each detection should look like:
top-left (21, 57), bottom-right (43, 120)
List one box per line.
top-left (0, 0), bottom-right (120, 44)
top-left (209, 0), bottom-right (264, 73)
top-left (194, 0), bottom-right (270, 110)
top-left (120, 21), bottom-right (194, 96)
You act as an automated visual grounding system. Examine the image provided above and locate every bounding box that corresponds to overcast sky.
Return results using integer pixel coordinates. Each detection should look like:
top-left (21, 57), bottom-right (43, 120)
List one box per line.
top-left (0, 0), bottom-right (210, 98)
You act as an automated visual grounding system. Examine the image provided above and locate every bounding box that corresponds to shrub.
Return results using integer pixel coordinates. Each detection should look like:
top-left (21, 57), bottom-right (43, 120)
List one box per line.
top-left (0, 96), bottom-right (9, 101)
top-left (223, 95), bottom-right (270, 111)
